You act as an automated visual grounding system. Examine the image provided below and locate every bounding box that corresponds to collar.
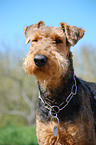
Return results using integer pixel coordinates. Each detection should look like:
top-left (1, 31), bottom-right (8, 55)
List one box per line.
top-left (39, 76), bottom-right (77, 113)
top-left (39, 76), bottom-right (77, 137)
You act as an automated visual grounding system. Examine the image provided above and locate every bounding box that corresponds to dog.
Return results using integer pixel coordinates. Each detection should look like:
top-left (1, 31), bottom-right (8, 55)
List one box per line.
top-left (23, 21), bottom-right (96, 145)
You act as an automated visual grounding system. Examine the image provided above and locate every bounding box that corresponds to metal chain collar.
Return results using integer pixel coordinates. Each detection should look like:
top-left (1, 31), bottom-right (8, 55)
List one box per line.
top-left (39, 76), bottom-right (77, 137)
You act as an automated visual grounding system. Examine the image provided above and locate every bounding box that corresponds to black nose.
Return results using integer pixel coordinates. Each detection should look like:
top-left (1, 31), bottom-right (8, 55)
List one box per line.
top-left (34, 54), bottom-right (48, 67)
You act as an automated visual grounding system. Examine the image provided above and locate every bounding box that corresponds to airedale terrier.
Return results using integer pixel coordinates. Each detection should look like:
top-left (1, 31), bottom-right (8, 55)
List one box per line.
top-left (23, 21), bottom-right (96, 145)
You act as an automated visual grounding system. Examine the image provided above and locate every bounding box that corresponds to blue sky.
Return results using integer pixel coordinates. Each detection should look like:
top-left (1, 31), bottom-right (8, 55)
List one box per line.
top-left (0, 0), bottom-right (96, 51)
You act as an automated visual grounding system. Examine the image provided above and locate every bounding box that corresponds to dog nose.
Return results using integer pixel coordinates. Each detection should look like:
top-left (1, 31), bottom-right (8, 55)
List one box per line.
top-left (34, 54), bottom-right (48, 67)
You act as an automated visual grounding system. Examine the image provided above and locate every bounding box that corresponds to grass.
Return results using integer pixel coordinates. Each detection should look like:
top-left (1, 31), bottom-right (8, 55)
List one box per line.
top-left (0, 125), bottom-right (38, 145)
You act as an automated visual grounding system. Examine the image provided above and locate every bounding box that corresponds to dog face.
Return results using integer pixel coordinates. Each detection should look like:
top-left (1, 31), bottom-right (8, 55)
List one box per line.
top-left (23, 21), bottom-right (84, 86)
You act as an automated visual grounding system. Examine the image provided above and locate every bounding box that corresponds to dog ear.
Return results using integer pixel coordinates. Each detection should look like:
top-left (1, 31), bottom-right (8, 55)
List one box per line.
top-left (60, 22), bottom-right (85, 46)
top-left (24, 25), bottom-right (33, 44)
top-left (36, 21), bottom-right (45, 28)
top-left (24, 21), bottom-right (45, 44)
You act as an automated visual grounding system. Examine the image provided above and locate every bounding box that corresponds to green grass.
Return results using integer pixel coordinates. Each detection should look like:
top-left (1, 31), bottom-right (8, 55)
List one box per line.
top-left (0, 125), bottom-right (38, 145)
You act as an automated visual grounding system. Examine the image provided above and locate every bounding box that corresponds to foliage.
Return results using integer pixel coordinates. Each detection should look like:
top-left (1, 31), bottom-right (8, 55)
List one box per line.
top-left (73, 45), bottom-right (96, 82)
top-left (0, 125), bottom-right (38, 145)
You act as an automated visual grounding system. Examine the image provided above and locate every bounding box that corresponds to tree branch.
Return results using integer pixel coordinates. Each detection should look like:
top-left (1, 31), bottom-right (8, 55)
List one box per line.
top-left (21, 91), bottom-right (33, 107)
top-left (1, 109), bottom-right (27, 118)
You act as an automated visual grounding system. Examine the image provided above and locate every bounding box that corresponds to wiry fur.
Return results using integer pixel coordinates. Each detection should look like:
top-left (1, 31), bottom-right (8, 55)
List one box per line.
top-left (23, 21), bottom-right (96, 145)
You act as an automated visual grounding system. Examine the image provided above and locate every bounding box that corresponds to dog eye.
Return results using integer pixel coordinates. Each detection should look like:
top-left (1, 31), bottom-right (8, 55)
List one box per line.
top-left (32, 39), bottom-right (38, 42)
top-left (55, 39), bottom-right (62, 44)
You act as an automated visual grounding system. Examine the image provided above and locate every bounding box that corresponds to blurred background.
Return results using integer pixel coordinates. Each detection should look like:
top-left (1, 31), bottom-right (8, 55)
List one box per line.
top-left (0, 0), bottom-right (96, 145)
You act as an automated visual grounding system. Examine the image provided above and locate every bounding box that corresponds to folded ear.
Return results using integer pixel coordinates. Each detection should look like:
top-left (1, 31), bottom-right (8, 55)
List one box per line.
top-left (60, 22), bottom-right (85, 46)
top-left (24, 21), bottom-right (45, 44)
top-left (24, 25), bottom-right (33, 44)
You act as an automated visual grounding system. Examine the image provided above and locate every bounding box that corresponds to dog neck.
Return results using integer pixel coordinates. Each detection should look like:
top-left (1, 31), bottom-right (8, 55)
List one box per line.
top-left (37, 72), bottom-right (74, 106)
top-left (37, 74), bottom-right (82, 123)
